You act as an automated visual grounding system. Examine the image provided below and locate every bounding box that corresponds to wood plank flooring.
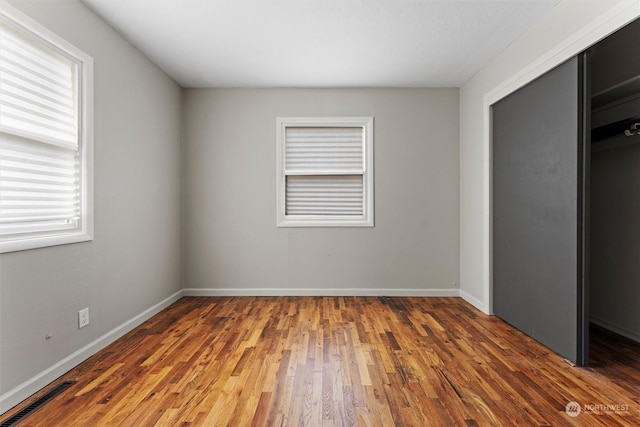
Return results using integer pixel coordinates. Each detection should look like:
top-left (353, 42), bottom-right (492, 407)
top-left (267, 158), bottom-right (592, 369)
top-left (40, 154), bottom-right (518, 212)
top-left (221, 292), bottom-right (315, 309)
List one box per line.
top-left (1, 297), bottom-right (639, 426)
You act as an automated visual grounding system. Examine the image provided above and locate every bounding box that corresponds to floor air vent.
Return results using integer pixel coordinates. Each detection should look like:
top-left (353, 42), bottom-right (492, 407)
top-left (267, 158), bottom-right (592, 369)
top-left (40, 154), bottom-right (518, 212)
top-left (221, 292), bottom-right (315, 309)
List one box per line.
top-left (1, 381), bottom-right (76, 427)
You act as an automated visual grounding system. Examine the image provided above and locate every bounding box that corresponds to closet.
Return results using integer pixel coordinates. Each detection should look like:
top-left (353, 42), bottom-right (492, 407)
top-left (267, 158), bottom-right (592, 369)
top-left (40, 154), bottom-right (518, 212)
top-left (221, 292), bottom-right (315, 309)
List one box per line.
top-left (590, 18), bottom-right (640, 345)
top-left (492, 18), bottom-right (640, 367)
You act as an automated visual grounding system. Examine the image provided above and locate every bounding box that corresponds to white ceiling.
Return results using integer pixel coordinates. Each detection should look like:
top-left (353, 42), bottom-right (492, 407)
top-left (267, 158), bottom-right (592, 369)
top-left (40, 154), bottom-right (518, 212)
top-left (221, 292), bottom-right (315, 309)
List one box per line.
top-left (82, 0), bottom-right (560, 88)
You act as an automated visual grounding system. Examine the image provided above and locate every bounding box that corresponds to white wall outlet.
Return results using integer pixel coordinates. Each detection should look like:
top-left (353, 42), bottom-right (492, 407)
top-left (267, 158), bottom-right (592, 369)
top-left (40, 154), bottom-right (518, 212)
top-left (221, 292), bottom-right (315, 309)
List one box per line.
top-left (78, 308), bottom-right (89, 328)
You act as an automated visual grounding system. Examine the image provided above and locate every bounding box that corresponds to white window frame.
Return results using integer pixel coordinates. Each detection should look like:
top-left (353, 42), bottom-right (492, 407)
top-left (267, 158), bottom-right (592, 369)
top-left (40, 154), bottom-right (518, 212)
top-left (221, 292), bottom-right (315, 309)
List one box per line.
top-left (0, 1), bottom-right (93, 253)
top-left (276, 117), bottom-right (374, 227)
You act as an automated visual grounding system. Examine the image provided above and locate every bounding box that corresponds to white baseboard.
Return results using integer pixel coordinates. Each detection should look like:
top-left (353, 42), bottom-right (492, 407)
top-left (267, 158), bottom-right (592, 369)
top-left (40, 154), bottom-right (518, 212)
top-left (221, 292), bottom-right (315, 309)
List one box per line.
top-left (591, 317), bottom-right (640, 344)
top-left (459, 289), bottom-right (490, 314)
top-left (0, 290), bottom-right (184, 414)
top-left (1, 287), bottom-right (463, 414)
top-left (182, 287), bottom-right (460, 297)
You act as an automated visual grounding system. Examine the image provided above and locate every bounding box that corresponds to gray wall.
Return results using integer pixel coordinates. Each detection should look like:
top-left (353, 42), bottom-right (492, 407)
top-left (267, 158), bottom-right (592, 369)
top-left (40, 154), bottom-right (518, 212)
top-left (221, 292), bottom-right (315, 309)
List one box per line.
top-left (0, 0), bottom-right (182, 398)
top-left (590, 140), bottom-right (640, 341)
top-left (183, 88), bottom-right (459, 292)
top-left (183, 89), bottom-right (459, 294)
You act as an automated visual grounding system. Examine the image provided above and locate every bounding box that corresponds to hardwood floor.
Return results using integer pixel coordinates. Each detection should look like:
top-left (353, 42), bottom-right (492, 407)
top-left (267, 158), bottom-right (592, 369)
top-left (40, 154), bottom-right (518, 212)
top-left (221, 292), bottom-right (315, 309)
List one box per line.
top-left (2, 297), bottom-right (639, 426)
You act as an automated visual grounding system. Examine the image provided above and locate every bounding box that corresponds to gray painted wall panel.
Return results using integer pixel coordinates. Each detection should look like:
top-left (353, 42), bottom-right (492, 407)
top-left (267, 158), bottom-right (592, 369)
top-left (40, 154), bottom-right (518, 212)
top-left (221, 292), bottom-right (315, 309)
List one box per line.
top-left (182, 88), bottom-right (460, 292)
top-left (0, 0), bottom-right (182, 395)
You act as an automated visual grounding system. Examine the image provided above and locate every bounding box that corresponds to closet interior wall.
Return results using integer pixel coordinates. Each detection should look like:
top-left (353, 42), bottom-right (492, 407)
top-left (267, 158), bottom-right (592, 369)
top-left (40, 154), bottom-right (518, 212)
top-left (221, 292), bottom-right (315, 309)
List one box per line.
top-left (589, 17), bottom-right (640, 344)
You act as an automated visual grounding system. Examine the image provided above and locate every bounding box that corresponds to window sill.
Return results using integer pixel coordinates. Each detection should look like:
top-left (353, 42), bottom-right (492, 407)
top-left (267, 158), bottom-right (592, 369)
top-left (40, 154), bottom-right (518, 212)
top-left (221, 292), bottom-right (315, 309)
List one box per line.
top-left (0, 231), bottom-right (93, 254)
top-left (277, 216), bottom-right (374, 228)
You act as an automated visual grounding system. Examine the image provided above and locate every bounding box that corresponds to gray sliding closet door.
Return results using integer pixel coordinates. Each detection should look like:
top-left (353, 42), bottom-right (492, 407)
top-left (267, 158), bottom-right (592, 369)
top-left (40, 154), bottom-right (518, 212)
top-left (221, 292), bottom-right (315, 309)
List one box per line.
top-left (493, 55), bottom-right (588, 365)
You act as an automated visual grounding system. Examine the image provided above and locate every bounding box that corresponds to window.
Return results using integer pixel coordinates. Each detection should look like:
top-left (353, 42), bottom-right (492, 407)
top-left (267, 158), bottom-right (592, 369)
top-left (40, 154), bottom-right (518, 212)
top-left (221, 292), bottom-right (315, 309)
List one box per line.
top-left (0, 2), bottom-right (93, 253)
top-left (276, 117), bottom-right (374, 227)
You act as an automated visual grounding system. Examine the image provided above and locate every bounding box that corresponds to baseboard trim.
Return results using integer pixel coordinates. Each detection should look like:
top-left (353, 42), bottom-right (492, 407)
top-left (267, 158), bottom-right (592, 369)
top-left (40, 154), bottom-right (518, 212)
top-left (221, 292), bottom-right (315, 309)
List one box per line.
top-left (182, 287), bottom-right (460, 297)
top-left (0, 287), bottom-right (464, 414)
top-left (459, 289), bottom-right (490, 314)
top-left (591, 317), bottom-right (640, 344)
top-left (0, 289), bottom-right (184, 414)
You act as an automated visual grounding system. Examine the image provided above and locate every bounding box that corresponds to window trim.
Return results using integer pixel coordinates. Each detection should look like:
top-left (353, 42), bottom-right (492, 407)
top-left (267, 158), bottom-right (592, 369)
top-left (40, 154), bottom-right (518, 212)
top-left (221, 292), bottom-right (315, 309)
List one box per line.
top-left (0, 1), bottom-right (93, 253)
top-left (276, 117), bottom-right (374, 227)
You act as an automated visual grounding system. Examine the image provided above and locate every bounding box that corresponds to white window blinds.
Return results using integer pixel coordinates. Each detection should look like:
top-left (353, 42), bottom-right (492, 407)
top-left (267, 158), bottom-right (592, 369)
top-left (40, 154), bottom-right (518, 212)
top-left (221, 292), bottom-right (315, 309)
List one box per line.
top-left (277, 118), bottom-right (374, 227)
top-left (285, 127), bottom-right (364, 216)
top-left (0, 15), bottom-right (84, 245)
top-left (0, 23), bottom-right (78, 147)
top-left (285, 127), bottom-right (364, 172)
top-left (0, 138), bottom-right (79, 234)
top-left (286, 175), bottom-right (364, 216)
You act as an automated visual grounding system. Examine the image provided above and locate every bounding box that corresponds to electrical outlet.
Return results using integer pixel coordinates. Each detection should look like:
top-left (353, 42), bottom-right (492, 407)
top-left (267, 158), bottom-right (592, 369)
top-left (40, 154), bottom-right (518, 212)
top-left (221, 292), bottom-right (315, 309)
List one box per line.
top-left (78, 308), bottom-right (89, 328)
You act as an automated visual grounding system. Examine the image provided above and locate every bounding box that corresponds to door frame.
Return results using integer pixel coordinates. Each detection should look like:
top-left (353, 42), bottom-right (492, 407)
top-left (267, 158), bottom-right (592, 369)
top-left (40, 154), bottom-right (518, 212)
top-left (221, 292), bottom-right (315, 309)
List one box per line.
top-left (481, 2), bottom-right (640, 317)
